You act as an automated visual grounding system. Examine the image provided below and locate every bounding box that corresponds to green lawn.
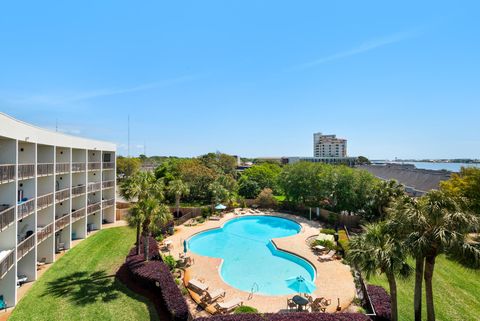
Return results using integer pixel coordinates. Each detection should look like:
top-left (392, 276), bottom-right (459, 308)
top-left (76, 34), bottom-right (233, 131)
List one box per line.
top-left (369, 255), bottom-right (479, 321)
top-left (10, 227), bottom-right (158, 321)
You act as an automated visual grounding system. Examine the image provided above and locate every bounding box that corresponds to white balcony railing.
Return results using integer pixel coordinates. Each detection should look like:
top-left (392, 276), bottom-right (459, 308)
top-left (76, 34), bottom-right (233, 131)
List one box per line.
top-left (55, 188), bottom-right (70, 203)
top-left (18, 164), bottom-right (35, 180)
top-left (37, 163), bottom-right (54, 176)
top-left (0, 164), bottom-right (15, 184)
top-left (17, 199), bottom-right (35, 220)
top-left (0, 249), bottom-right (14, 279)
top-left (0, 206), bottom-right (15, 231)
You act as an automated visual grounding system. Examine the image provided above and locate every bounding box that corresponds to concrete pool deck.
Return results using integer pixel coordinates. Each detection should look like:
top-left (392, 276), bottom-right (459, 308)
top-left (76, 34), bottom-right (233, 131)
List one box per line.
top-left (163, 211), bottom-right (356, 314)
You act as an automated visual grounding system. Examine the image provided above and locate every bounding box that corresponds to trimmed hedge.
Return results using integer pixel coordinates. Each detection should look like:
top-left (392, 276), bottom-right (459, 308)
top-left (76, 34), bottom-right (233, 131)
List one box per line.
top-left (195, 313), bottom-right (372, 321)
top-left (126, 237), bottom-right (189, 321)
top-left (367, 285), bottom-right (391, 321)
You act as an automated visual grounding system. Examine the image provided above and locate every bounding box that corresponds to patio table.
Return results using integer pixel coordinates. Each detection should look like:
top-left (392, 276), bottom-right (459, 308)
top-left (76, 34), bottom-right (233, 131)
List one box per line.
top-left (292, 295), bottom-right (309, 311)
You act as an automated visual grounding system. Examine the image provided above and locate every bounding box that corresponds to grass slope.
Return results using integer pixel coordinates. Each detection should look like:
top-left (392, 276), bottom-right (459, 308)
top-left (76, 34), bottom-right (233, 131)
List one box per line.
top-left (369, 255), bottom-right (479, 321)
top-left (10, 227), bottom-right (158, 321)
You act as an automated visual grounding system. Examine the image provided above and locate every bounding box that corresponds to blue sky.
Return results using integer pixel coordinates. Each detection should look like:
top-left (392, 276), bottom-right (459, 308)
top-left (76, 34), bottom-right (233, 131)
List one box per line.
top-left (1, 1), bottom-right (479, 159)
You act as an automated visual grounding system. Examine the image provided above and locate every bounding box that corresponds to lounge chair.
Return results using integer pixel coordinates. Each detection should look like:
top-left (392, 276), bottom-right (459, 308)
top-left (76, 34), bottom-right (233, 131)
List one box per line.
top-left (203, 288), bottom-right (226, 304)
top-left (215, 298), bottom-right (243, 314)
top-left (0, 295), bottom-right (7, 312)
top-left (188, 278), bottom-right (208, 294)
top-left (318, 250), bottom-right (336, 262)
top-left (287, 298), bottom-right (298, 311)
top-left (57, 243), bottom-right (65, 253)
top-left (310, 298), bottom-right (327, 313)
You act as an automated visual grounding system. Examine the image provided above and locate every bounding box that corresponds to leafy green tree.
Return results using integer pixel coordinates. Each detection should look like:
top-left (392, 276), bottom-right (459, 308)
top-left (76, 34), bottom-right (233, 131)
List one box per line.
top-left (238, 163), bottom-right (281, 198)
top-left (441, 167), bottom-right (480, 215)
top-left (177, 159), bottom-right (217, 202)
top-left (199, 152), bottom-right (238, 176)
top-left (255, 188), bottom-right (277, 208)
top-left (116, 156), bottom-right (141, 179)
top-left (348, 222), bottom-right (411, 321)
top-left (238, 177), bottom-right (260, 199)
top-left (278, 162), bottom-right (324, 205)
top-left (357, 156), bottom-right (371, 165)
top-left (167, 179), bottom-right (190, 217)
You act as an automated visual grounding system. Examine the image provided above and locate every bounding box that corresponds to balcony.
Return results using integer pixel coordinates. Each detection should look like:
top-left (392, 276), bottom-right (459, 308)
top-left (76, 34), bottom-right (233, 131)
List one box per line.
top-left (18, 164), bottom-right (35, 180)
top-left (17, 234), bottom-right (35, 260)
top-left (72, 162), bottom-right (86, 172)
top-left (71, 208), bottom-right (86, 223)
top-left (102, 180), bottom-right (115, 189)
top-left (37, 192), bottom-right (54, 210)
top-left (17, 199), bottom-right (35, 220)
top-left (103, 162), bottom-right (115, 170)
top-left (88, 162), bottom-right (101, 171)
top-left (0, 164), bottom-right (15, 184)
top-left (56, 162), bottom-right (70, 174)
top-left (0, 249), bottom-right (14, 279)
top-left (0, 205), bottom-right (15, 232)
top-left (102, 199), bottom-right (115, 209)
top-left (72, 185), bottom-right (86, 197)
top-left (37, 163), bottom-right (54, 177)
top-left (87, 202), bottom-right (101, 215)
top-left (55, 188), bottom-right (70, 203)
top-left (55, 215), bottom-right (70, 232)
top-left (37, 223), bottom-right (54, 244)
top-left (87, 182), bottom-right (102, 193)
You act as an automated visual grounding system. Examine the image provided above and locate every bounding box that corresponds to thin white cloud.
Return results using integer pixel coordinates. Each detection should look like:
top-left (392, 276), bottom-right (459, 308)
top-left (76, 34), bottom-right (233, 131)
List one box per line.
top-left (6, 74), bottom-right (200, 106)
top-left (290, 31), bottom-right (420, 71)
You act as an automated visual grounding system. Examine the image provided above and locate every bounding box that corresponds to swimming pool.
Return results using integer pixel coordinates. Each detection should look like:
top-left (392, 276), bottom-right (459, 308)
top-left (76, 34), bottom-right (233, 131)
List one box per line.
top-left (187, 216), bottom-right (316, 296)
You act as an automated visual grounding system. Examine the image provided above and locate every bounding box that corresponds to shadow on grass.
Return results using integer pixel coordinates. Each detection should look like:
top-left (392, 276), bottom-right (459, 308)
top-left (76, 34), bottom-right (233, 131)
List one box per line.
top-left (42, 270), bottom-right (119, 305)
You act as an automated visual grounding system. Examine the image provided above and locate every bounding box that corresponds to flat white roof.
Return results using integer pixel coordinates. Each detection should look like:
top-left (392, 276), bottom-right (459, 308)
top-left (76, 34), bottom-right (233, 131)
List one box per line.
top-left (0, 112), bottom-right (116, 151)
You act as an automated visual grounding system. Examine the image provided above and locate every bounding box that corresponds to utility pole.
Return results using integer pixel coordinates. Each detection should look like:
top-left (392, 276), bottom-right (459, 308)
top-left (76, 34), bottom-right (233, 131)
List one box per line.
top-left (144, 140), bottom-right (146, 157)
top-left (127, 115), bottom-right (130, 158)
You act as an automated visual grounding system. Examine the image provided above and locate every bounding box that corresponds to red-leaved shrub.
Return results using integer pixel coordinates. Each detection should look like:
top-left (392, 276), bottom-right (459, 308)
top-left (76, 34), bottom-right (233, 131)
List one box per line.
top-left (367, 285), bottom-right (391, 321)
top-left (126, 237), bottom-right (189, 321)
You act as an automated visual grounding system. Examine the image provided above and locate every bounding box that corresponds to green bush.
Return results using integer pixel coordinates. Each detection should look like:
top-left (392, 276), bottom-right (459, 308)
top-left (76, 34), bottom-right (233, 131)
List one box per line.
top-left (320, 228), bottom-right (336, 235)
top-left (155, 234), bottom-right (165, 242)
top-left (233, 306), bottom-right (258, 314)
top-left (201, 207), bottom-right (212, 218)
top-left (313, 239), bottom-right (335, 250)
top-left (163, 255), bottom-right (177, 270)
top-left (327, 213), bottom-right (338, 226)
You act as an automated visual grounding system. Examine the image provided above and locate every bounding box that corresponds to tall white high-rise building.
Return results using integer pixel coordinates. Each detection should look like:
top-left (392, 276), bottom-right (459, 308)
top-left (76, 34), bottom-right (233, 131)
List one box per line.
top-left (313, 132), bottom-right (347, 158)
top-left (0, 113), bottom-right (116, 308)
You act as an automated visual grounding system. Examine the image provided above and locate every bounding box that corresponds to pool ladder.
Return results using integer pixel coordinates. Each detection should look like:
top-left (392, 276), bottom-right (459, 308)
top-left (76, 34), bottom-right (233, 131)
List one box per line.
top-left (248, 282), bottom-right (259, 300)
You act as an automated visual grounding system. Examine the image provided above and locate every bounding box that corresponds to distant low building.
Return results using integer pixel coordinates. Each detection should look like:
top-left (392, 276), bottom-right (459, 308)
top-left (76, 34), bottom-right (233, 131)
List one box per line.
top-left (282, 156), bottom-right (357, 166)
top-left (358, 163), bottom-right (451, 196)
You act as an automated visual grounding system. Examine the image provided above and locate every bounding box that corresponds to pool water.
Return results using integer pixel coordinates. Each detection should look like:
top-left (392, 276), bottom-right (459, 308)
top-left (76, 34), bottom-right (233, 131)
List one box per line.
top-left (188, 216), bottom-right (316, 295)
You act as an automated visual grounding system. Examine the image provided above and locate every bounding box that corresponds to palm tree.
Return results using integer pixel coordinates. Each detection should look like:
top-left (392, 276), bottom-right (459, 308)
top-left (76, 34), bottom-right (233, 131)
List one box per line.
top-left (120, 171), bottom-right (165, 255)
top-left (387, 196), bottom-right (426, 321)
top-left (137, 198), bottom-right (172, 261)
top-left (414, 191), bottom-right (480, 321)
top-left (167, 179), bottom-right (189, 218)
top-left (208, 180), bottom-right (229, 211)
top-left (372, 179), bottom-right (406, 220)
top-left (347, 222), bottom-right (411, 321)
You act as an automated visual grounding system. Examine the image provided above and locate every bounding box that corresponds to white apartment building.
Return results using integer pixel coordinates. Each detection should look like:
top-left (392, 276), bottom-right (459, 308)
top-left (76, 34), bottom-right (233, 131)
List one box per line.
top-left (0, 113), bottom-right (116, 308)
top-left (313, 133), bottom-right (347, 158)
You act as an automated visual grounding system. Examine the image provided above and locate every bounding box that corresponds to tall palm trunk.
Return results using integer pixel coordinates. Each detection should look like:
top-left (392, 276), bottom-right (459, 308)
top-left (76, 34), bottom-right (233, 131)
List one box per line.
top-left (386, 273), bottom-right (398, 321)
top-left (175, 195), bottom-right (180, 218)
top-left (144, 233), bottom-right (150, 261)
top-left (414, 255), bottom-right (424, 321)
top-left (424, 254), bottom-right (436, 321)
top-left (136, 222), bottom-right (141, 255)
